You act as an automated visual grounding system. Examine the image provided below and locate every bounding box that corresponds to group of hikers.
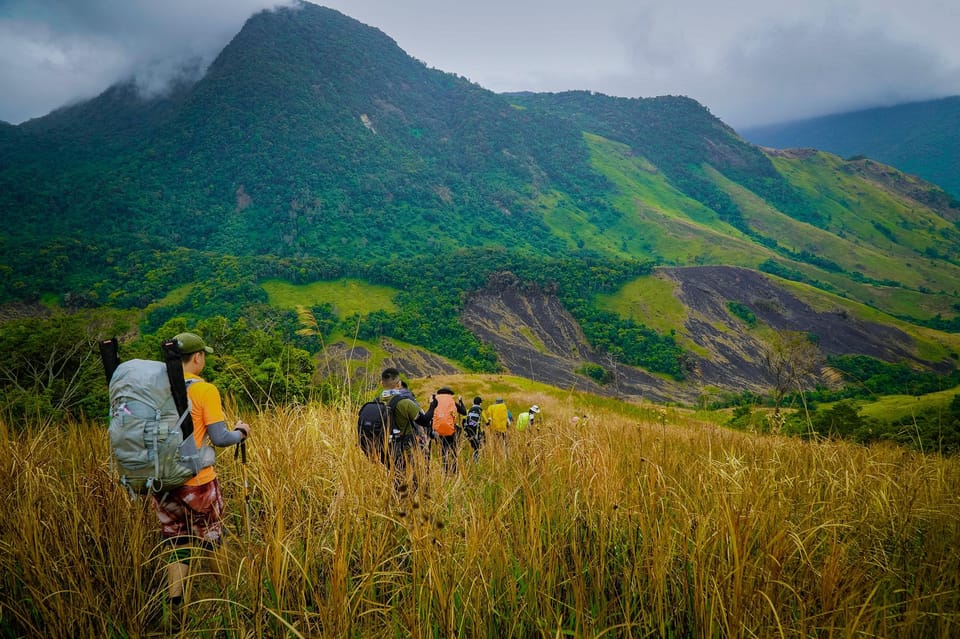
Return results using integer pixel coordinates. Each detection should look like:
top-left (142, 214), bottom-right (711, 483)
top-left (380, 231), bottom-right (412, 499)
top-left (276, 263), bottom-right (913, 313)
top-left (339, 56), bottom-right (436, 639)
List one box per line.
top-left (359, 366), bottom-right (542, 478)
top-left (102, 331), bottom-right (541, 629)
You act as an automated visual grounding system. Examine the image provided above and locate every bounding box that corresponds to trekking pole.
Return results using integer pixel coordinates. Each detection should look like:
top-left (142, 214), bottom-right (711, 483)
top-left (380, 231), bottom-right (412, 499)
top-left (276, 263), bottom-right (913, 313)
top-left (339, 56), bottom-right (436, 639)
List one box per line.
top-left (234, 440), bottom-right (251, 545)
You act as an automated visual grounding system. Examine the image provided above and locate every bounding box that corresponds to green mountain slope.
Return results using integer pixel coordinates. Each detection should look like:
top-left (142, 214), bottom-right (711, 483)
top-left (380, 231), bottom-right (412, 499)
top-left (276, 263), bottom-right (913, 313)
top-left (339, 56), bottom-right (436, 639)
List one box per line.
top-left (740, 96), bottom-right (960, 198)
top-left (508, 92), bottom-right (960, 320)
top-left (1, 1), bottom-right (959, 398)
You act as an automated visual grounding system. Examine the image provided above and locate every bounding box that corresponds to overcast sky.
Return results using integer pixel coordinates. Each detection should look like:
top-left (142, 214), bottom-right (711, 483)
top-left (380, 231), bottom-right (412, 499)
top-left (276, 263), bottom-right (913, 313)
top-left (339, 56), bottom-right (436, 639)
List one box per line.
top-left (2, 0), bottom-right (959, 129)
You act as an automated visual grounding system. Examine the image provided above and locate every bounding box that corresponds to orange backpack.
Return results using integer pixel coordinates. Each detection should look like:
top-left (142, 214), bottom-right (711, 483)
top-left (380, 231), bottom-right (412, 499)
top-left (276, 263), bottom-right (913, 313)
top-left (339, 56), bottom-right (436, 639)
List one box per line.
top-left (432, 394), bottom-right (458, 437)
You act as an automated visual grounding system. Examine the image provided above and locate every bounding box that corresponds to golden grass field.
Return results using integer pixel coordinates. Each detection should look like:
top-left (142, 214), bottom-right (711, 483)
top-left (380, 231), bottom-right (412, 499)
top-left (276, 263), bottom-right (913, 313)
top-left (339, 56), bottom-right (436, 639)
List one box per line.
top-left (2, 377), bottom-right (959, 638)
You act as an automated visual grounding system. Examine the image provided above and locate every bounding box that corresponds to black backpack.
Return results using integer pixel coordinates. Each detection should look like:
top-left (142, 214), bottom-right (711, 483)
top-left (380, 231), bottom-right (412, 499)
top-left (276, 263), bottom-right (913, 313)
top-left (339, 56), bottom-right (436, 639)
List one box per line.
top-left (463, 405), bottom-right (483, 434)
top-left (357, 395), bottom-right (402, 463)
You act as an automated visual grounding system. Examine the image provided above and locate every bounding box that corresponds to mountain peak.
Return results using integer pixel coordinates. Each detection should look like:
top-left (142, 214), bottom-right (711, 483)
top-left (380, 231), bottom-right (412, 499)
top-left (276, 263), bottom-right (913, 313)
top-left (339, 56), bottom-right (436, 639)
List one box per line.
top-left (205, 2), bottom-right (423, 99)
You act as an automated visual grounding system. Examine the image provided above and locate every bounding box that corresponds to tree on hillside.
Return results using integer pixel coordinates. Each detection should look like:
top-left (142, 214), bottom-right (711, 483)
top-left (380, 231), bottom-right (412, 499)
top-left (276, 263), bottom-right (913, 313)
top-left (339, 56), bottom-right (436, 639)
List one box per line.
top-left (762, 329), bottom-right (823, 430)
top-left (0, 310), bottom-right (135, 423)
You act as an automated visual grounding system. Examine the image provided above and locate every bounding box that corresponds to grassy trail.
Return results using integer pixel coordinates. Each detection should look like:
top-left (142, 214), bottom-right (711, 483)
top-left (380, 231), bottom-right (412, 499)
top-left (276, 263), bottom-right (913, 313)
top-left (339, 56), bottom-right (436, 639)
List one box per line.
top-left (2, 390), bottom-right (959, 637)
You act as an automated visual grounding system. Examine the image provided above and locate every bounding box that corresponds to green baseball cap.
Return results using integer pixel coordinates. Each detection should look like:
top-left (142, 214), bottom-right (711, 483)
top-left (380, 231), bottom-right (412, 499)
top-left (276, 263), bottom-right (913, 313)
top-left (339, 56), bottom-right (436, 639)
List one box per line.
top-left (173, 332), bottom-right (213, 355)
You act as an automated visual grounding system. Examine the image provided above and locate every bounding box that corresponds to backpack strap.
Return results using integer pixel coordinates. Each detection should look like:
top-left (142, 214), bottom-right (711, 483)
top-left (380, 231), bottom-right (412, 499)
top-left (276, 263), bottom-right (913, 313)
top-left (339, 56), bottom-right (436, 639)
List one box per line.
top-left (161, 339), bottom-right (195, 439)
top-left (385, 393), bottom-right (404, 433)
top-left (99, 337), bottom-right (120, 384)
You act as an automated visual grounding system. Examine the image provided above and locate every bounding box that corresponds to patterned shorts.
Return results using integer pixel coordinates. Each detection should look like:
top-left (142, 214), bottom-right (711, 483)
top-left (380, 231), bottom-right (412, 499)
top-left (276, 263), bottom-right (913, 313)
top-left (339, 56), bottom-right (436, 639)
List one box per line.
top-left (152, 478), bottom-right (225, 546)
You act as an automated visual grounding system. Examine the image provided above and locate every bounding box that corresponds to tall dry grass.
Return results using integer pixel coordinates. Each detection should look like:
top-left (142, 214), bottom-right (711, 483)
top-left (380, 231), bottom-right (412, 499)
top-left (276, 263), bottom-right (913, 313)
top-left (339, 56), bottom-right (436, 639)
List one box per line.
top-left (2, 390), bottom-right (959, 638)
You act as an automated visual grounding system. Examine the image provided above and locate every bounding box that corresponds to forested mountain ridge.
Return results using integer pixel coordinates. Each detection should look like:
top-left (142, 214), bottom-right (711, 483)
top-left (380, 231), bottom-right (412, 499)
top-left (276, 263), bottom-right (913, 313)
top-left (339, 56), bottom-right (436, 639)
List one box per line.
top-left (740, 96), bottom-right (960, 198)
top-left (2, 1), bottom-right (959, 403)
top-left (2, 3), bottom-right (604, 268)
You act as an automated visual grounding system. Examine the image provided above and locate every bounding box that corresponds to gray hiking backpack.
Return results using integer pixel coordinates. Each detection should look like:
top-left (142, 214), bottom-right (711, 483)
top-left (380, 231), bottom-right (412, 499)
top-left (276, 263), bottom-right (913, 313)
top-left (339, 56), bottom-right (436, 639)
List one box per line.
top-left (101, 338), bottom-right (215, 494)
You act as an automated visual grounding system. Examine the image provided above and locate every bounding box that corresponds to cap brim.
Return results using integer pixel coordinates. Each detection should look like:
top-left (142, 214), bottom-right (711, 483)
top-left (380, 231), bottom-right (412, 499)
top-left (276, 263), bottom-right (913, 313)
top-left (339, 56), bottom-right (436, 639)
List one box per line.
top-left (186, 346), bottom-right (214, 355)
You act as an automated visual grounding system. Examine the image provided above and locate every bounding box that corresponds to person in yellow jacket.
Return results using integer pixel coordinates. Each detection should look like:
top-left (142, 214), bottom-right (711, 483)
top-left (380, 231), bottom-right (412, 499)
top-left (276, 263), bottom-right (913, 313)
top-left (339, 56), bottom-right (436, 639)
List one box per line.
top-left (516, 405), bottom-right (540, 431)
top-left (486, 397), bottom-right (512, 451)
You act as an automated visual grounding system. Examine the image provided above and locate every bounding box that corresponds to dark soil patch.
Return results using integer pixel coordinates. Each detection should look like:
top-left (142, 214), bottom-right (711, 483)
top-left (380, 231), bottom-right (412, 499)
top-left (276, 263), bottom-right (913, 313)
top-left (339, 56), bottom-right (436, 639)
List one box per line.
top-left (462, 266), bottom-right (939, 404)
top-left (462, 281), bottom-right (687, 403)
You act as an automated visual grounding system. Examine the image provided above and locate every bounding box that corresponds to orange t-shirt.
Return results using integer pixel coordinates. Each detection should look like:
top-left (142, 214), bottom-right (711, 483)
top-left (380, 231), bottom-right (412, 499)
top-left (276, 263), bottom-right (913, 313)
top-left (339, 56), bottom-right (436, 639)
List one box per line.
top-left (183, 372), bottom-right (226, 486)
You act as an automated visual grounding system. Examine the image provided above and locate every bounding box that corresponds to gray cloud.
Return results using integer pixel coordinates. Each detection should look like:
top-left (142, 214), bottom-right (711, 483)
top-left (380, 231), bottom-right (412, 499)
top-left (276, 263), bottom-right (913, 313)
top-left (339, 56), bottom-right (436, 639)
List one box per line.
top-left (683, 15), bottom-right (960, 127)
top-left (1, 0), bottom-right (959, 127)
top-left (0, 0), bottom-right (295, 123)
top-left (324, 0), bottom-right (960, 127)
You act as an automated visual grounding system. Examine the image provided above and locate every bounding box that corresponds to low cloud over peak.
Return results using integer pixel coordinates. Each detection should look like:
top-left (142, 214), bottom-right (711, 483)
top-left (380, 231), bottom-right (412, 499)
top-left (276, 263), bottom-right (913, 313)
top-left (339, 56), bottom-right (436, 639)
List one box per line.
top-left (0, 0), bottom-right (296, 124)
top-left (2, 0), bottom-right (958, 127)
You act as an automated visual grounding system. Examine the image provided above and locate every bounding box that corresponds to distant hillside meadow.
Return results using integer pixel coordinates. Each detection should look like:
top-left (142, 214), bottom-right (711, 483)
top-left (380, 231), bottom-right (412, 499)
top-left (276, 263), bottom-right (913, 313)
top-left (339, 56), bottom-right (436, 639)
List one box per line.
top-left (261, 278), bottom-right (398, 316)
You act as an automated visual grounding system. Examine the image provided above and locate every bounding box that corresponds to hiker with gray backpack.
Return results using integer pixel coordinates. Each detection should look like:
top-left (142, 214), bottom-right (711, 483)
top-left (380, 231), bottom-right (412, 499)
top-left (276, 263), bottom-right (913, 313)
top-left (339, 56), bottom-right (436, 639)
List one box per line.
top-left (101, 331), bottom-right (250, 629)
